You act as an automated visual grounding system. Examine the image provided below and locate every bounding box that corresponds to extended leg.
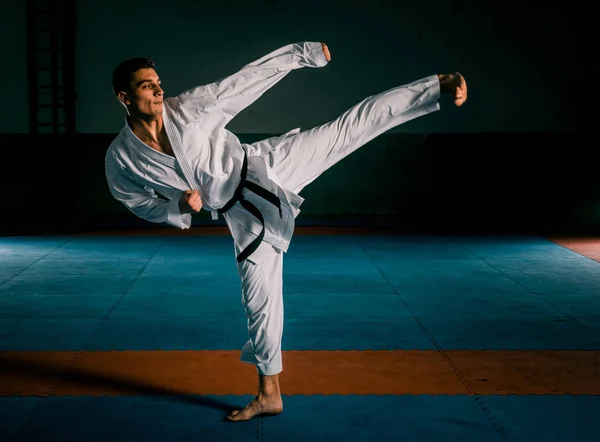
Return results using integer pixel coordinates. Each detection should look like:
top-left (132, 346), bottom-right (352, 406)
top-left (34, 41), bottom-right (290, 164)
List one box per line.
top-left (256, 73), bottom-right (465, 194)
top-left (225, 241), bottom-right (284, 422)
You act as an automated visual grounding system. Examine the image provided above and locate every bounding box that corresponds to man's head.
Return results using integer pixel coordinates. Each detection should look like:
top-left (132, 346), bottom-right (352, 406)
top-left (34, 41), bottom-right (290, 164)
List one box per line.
top-left (112, 57), bottom-right (164, 119)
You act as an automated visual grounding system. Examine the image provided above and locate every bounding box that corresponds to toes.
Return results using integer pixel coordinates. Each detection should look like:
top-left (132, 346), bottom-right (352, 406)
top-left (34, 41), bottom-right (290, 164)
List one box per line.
top-left (223, 410), bottom-right (241, 421)
top-left (453, 80), bottom-right (467, 106)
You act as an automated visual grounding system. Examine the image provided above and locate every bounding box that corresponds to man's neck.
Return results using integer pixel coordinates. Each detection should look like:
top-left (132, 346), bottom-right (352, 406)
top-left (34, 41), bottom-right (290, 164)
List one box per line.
top-left (128, 115), bottom-right (164, 144)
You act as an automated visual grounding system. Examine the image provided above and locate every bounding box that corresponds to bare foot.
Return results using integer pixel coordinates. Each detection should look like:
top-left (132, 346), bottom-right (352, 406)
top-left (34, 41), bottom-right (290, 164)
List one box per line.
top-left (321, 42), bottom-right (331, 62)
top-left (438, 72), bottom-right (468, 106)
top-left (224, 394), bottom-right (283, 422)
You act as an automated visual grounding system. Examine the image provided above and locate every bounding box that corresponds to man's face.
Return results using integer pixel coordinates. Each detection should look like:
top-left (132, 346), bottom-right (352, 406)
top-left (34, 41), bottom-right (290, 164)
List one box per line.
top-left (121, 68), bottom-right (164, 118)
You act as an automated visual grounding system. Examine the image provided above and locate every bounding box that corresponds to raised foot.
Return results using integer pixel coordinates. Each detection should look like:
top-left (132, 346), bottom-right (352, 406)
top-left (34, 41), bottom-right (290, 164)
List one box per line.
top-left (223, 394), bottom-right (283, 422)
top-left (439, 72), bottom-right (468, 107)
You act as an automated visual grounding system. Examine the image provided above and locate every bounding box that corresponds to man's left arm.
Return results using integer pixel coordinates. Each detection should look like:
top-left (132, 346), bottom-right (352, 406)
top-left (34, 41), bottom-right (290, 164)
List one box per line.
top-left (174, 42), bottom-right (330, 125)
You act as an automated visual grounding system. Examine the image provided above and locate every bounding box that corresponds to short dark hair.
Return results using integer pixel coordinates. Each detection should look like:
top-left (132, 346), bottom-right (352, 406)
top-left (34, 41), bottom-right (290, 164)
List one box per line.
top-left (112, 57), bottom-right (156, 96)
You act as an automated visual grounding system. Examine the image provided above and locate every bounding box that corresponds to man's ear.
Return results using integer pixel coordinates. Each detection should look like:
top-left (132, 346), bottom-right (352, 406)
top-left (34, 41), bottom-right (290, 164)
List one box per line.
top-left (116, 91), bottom-right (131, 116)
top-left (117, 91), bottom-right (130, 106)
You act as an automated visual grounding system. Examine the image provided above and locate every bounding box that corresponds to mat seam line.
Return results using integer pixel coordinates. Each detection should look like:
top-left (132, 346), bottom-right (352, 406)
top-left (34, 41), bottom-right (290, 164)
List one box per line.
top-left (1, 237), bottom-right (73, 288)
top-left (467, 246), bottom-right (600, 338)
top-left (12, 241), bottom-right (164, 442)
top-left (3, 237), bottom-right (73, 441)
top-left (361, 245), bottom-right (512, 442)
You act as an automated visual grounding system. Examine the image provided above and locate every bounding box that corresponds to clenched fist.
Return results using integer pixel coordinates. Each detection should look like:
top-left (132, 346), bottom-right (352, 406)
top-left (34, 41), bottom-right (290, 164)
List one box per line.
top-left (321, 43), bottom-right (331, 62)
top-left (179, 190), bottom-right (202, 214)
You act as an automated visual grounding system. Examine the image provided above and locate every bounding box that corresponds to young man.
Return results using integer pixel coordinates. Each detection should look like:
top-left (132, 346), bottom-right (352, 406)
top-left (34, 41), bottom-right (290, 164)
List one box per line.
top-left (105, 41), bottom-right (467, 422)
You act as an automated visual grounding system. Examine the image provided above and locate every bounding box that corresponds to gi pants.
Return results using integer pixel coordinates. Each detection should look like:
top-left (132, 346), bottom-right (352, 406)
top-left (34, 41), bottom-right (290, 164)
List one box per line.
top-left (237, 75), bottom-right (441, 375)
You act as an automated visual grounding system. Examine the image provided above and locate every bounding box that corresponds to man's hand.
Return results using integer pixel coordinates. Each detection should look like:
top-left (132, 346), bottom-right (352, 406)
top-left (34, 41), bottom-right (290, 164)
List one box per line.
top-left (179, 190), bottom-right (202, 214)
top-left (321, 43), bottom-right (331, 62)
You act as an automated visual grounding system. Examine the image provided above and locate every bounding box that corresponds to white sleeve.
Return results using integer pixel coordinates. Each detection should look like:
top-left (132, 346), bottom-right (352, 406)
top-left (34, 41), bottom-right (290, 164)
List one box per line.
top-left (106, 162), bottom-right (192, 230)
top-left (174, 41), bottom-right (329, 125)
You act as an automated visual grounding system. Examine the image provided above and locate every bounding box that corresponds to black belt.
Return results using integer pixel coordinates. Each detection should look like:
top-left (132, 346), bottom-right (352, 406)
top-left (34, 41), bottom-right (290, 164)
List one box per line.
top-left (217, 149), bottom-right (283, 263)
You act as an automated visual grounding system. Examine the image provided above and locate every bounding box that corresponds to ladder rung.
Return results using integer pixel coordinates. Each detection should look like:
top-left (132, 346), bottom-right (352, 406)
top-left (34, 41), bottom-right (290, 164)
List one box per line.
top-left (38, 67), bottom-right (63, 71)
top-left (38, 86), bottom-right (65, 89)
top-left (38, 104), bottom-right (65, 108)
top-left (38, 123), bottom-right (67, 126)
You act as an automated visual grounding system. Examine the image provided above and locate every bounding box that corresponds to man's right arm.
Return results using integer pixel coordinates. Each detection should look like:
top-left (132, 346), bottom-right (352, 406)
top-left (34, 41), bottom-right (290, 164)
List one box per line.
top-left (105, 162), bottom-right (192, 230)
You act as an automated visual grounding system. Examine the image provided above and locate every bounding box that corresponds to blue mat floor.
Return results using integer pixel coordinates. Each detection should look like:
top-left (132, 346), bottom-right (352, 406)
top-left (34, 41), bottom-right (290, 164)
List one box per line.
top-left (1, 234), bottom-right (599, 441)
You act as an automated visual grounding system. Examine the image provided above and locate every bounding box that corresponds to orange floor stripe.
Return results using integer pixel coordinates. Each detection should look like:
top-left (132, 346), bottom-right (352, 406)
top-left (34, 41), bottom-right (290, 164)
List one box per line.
top-left (0, 351), bottom-right (76, 396)
top-left (548, 237), bottom-right (600, 262)
top-left (1, 350), bottom-right (598, 397)
top-left (448, 350), bottom-right (600, 395)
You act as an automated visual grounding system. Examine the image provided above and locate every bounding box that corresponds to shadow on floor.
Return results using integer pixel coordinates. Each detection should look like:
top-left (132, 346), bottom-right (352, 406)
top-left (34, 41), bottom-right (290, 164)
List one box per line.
top-left (0, 353), bottom-right (241, 413)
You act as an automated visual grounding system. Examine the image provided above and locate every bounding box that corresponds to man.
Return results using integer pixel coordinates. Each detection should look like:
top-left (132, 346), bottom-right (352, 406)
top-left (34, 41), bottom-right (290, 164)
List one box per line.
top-left (105, 41), bottom-right (467, 422)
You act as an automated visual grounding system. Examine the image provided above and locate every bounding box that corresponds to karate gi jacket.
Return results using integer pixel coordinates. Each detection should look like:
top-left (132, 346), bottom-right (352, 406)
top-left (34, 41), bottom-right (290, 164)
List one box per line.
top-left (105, 42), bottom-right (329, 256)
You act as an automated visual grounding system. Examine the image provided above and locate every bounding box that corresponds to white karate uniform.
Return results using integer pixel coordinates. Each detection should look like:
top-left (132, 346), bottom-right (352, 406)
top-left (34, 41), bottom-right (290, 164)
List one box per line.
top-left (105, 41), bottom-right (442, 375)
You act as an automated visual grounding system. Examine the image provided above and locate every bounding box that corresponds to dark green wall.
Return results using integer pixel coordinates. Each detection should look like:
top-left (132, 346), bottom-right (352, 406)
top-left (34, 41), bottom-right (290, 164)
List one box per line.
top-left (0, 1), bottom-right (581, 134)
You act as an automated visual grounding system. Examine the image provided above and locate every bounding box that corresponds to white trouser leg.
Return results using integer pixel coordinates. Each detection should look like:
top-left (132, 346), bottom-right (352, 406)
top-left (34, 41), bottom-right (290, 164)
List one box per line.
top-left (261, 75), bottom-right (441, 193)
top-left (236, 240), bottom-right (284, 375)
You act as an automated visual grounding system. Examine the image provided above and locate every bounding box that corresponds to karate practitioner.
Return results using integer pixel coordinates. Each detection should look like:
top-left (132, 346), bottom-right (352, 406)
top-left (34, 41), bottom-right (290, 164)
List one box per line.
top-left (105, 41), bottom-right (467, 422)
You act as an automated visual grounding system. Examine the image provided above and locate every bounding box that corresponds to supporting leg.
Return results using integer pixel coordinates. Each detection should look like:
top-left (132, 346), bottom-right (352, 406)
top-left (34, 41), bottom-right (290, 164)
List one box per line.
top-left (225, 241), bottom-right (284, 422)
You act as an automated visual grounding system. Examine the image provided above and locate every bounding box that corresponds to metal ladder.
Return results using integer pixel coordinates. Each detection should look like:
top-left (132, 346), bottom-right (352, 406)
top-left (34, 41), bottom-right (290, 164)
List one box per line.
top-left (26, 0), bottom-right (76, 134)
